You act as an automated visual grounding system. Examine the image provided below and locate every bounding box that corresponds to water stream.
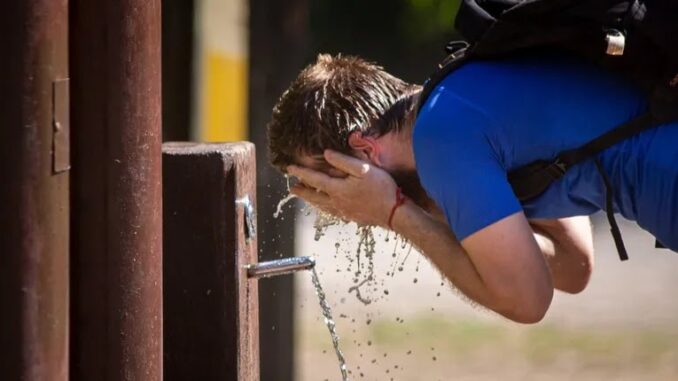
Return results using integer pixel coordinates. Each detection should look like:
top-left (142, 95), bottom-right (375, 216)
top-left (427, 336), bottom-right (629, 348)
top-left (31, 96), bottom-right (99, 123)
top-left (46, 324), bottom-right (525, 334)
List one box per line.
top-left (310, 267), bottom-right (350, 381)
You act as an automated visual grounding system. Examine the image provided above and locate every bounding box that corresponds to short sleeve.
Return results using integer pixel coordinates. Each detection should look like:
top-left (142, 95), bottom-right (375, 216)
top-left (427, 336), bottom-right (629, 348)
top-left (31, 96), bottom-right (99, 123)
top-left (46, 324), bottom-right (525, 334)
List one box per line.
top-left (413, 92), bottom-right (522, 241)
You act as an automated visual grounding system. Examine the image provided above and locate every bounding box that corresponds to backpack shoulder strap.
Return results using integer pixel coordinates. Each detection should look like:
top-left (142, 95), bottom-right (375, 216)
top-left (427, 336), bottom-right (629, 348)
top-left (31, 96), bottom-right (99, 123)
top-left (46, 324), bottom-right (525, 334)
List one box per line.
top-left (508, 111), bottom-right (660, 261)
top-left (508, 112), bottom-right (657, 201)
top-left (416, 42), bottom-right (471, 113)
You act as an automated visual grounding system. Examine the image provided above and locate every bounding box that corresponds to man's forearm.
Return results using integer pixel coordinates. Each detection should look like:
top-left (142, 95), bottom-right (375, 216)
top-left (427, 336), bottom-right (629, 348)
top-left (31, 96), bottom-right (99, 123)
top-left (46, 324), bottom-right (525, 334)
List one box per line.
top-left (390, 202), bottom-right (529, 321)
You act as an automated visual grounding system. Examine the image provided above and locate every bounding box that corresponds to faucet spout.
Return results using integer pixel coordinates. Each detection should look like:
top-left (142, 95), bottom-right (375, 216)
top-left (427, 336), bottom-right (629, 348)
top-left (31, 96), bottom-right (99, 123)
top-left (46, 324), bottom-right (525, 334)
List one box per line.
top-left (246, 256), bottom-right (315, 279)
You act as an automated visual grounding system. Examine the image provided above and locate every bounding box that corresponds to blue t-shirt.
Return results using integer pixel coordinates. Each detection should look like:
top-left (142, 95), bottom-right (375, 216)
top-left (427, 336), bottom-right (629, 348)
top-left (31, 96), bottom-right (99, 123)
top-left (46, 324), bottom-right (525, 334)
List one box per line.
top-left (413, 54), bottom-right (678, 250)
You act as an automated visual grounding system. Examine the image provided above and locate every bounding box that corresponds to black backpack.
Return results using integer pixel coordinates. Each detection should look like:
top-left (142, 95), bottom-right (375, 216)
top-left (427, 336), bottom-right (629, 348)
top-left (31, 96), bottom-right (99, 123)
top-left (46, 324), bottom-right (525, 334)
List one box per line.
top-left (418, 0), bottom-right (678, 260)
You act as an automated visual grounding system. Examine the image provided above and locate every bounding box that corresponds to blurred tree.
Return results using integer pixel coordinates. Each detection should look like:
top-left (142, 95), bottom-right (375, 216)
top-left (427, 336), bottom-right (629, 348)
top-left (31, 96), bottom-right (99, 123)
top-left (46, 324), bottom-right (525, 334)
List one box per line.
top-left (310, 0), bottom-right (461, 82)
top-left (402, 0), bottom-right (461, 43)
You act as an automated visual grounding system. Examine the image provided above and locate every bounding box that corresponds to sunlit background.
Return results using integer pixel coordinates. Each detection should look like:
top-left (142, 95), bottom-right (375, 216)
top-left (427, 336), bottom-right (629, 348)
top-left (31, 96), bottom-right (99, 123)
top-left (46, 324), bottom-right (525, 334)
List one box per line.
top-left (163, 0), bottom-right (678, 379)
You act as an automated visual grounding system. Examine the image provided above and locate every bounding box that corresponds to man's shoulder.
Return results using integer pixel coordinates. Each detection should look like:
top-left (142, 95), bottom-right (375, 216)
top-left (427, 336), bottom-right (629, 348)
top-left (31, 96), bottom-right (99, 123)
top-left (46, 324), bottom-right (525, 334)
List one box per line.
top-left (413, 84), bottom-right (497, 147)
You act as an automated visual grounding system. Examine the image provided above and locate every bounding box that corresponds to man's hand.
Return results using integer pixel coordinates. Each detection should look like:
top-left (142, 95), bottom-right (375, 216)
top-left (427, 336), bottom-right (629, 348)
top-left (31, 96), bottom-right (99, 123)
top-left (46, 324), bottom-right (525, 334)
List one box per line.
top-left (287, 150), bottom-right (398, 227)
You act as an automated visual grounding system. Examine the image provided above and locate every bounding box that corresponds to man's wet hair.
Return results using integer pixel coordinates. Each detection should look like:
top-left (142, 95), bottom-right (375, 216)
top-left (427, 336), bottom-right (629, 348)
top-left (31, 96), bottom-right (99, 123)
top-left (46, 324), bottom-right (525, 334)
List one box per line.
top-left (268, 54), bottom-right (419, 172)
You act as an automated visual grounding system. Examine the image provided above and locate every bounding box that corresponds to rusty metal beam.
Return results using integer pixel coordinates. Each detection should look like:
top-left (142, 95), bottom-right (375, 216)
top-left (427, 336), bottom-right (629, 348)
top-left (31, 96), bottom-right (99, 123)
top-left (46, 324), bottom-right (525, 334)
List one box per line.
top-left (162, 142), bottom-right (259, 381)
top-left (0, 1), bottom-right (70, 380)
top-left (70, 0), bottom-right (163, 380)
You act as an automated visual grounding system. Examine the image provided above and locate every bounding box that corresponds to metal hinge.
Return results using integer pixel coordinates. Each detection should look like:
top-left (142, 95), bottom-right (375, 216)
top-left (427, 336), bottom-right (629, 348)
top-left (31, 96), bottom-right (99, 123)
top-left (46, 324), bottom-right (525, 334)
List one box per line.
top-left (236, 194), bottom-right (256, 242)
top-left (53, 79), bottom-right (70, 173)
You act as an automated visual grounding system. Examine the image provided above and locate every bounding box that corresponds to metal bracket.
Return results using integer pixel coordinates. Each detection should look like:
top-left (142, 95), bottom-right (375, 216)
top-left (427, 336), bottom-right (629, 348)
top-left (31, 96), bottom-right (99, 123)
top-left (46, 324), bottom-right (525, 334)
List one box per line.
top-left (236, 194), bottom-right (256, 242)
top-left (605, 29), bottom-right (625, 56)
top-left (52, 79), bottom-right (70, 173)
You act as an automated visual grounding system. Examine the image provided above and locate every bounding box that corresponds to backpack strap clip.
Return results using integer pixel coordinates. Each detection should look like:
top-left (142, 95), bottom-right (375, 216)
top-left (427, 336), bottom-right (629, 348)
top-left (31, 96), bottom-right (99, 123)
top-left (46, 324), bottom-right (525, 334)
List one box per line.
top-left (546, 158), bottom-right (568, 178)
top-left (445, 40), bottom-right (470, 55)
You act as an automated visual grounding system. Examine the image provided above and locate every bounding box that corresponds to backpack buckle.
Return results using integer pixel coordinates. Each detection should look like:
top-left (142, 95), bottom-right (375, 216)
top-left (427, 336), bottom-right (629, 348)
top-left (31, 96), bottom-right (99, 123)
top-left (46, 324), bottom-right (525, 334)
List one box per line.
top-left (604, 29), bottom-right (625, 56)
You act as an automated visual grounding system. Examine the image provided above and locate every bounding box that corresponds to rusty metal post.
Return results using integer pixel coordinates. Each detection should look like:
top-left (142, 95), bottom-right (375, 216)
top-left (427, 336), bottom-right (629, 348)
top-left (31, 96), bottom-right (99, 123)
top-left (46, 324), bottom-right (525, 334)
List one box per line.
top-left (70, 0), bottom-right (163, 380)
top-left (0, 1), bottom-right (70, 380)
top-left (163, 142), bottom-right (259, 381)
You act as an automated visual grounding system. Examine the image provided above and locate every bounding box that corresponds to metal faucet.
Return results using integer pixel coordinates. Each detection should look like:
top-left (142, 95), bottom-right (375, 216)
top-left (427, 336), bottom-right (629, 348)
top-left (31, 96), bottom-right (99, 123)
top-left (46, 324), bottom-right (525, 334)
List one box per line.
top-left (246, 256), bottom-right (315, 279)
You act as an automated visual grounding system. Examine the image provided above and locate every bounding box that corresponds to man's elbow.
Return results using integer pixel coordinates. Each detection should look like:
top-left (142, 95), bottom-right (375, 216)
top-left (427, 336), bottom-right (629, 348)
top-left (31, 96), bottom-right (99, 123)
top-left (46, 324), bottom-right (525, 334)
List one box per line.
top-left (557, 274), bottom-right (591, 294)
top-left (496, 286), bottom-right (553, 324)
top-left (508, 304), bottom-right (549, 324)
top-left (557, 253), bottom-right (594, 295)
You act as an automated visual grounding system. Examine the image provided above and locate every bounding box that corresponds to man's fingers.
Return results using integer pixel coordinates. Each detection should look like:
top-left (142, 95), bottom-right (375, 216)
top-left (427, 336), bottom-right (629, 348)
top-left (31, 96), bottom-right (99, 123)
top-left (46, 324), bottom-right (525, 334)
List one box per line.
top-left (324, 149), bottom-right (370, 177)
top-left (290, 184), bottom-right (330, 203)
top-left (290, 183), bottom-right (331, 205)
top-left (287, 165), bottom-right (336, 191)
top-left (291, 184), bottom-right (342, 218)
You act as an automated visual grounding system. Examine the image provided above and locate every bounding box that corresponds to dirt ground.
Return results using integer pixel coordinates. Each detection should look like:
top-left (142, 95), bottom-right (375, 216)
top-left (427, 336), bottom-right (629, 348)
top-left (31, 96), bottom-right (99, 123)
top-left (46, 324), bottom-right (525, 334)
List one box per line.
top-left (287, 206), bottom-right (678, 381)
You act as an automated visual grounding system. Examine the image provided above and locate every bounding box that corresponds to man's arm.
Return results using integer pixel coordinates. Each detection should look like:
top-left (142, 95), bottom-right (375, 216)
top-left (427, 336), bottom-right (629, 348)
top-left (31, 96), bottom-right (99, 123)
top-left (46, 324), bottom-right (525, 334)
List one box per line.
top-left (426, 204), bottom-right (594, 294)
top-left (288, 150), bottom-right (553, 324)
top-left (391, 204), bottom-right (553, 323)
top-left (529, 217), bottom-right (594, 294)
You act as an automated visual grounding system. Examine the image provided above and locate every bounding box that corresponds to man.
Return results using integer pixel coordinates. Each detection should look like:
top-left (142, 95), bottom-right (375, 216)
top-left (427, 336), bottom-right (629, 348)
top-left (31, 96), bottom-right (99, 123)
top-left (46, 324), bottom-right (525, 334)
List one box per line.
top-left (268, 53), bottom-right (678, 323)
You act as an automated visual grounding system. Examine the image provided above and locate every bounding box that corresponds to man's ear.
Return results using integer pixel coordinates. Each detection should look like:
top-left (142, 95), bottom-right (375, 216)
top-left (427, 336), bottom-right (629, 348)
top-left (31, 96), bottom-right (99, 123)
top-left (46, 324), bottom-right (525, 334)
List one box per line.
top-left (348, 131), bottom-right (382, 165)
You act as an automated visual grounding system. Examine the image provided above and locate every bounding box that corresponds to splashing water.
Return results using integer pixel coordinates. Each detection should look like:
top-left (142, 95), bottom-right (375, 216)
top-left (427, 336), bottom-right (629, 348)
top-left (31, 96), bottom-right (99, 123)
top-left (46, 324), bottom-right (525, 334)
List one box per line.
top-left (273, 193), bottom-right (296, 219)
top-left (295, 198), bottom-right (418, 305)
top-left (311, 267), bottom-right (350, 381)
top-left (349, 226), bottom-right (377, 305)
top-left (348, 277), bottom-right (372, 305)
top-left (313, 211), bottom-right (342, 241)
top-left (274, 175), bottom-right (297, 219)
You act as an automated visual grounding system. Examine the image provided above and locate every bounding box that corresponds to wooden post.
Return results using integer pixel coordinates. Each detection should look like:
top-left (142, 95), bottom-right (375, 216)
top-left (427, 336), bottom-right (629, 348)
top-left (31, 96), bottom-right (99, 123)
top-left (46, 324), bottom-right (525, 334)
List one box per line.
top-left (163, 142), bottom-right (259, 381)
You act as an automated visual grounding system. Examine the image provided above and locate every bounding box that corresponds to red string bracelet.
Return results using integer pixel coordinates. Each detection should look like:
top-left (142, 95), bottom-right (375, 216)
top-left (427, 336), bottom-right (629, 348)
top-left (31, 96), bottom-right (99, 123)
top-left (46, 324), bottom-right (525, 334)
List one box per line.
top-left (387, 187), bottom-right (407, 230)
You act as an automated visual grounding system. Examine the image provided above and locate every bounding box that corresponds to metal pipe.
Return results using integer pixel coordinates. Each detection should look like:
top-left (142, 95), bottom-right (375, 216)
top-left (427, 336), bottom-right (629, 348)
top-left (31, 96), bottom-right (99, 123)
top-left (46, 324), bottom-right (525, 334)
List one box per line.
top-left (0, 1), bottom-right (69, 379)
top-left (247, 257), bottom-right (316, 279)
top-left (70, 0), bottom-right (162, 379)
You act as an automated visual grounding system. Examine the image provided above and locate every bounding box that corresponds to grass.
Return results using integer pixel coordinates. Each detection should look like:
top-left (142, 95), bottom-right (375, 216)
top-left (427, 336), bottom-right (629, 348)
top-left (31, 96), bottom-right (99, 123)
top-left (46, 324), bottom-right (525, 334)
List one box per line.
top-left (301, 312), bottom-right (678, 367)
